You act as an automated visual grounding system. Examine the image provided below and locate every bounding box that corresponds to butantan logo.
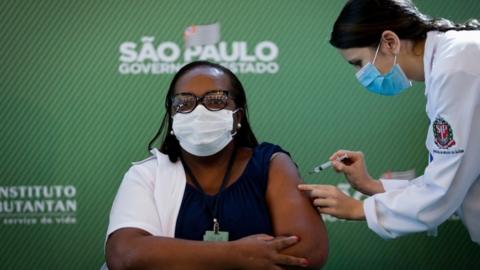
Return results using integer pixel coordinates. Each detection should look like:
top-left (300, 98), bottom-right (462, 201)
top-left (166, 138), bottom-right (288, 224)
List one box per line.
top-left (118, 37), bottom-right (280, 75)
top-left (0, 185), bottom-right (77, 225)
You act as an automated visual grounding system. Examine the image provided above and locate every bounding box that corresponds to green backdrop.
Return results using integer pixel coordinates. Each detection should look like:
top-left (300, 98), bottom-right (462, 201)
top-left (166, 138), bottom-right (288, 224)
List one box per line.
top-left (1, 0), bottom-right (479, 269)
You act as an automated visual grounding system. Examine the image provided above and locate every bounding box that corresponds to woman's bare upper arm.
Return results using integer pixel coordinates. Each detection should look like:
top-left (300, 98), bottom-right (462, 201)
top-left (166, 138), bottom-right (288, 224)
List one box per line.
top-left (266, 152), bottom-right (328, 267)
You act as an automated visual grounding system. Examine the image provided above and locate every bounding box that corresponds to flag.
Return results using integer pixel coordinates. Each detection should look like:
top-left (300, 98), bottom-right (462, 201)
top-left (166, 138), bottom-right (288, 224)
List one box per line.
top-left (184, 22), bottom-right (221, 47)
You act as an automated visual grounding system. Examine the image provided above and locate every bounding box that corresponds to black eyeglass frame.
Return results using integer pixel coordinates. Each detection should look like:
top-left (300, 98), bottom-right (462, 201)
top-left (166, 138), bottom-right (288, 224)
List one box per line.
top-left (171, 90), bottom-right (235, 114)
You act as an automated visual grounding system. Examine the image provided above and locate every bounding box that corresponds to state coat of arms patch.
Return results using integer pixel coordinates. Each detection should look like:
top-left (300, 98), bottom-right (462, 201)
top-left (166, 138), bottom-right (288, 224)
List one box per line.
top-left (433, 117), bottom-right (456, 149)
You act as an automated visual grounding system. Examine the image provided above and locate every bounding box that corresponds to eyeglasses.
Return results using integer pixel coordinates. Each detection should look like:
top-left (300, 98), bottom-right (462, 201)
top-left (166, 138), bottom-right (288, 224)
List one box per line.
top-left (171, 90), bottom-right (234, 114)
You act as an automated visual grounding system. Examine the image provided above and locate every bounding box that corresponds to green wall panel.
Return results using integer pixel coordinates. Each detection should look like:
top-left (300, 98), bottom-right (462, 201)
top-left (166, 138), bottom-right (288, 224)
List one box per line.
top-left (1, 0), bottom-right (479, 269)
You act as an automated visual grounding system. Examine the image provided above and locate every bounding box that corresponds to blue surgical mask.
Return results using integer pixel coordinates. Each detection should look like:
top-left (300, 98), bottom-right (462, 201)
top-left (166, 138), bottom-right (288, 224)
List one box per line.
top-left (356, 43), bottom-right (412, 96)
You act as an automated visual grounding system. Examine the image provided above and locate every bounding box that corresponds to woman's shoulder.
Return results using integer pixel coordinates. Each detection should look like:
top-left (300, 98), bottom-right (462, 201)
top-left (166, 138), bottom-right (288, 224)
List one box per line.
top-left (131, 149), bottom-right (176, 169)
top-left (124, 150), bottom-right (174, 184)
top-left (131, 155), bottom-right (156, 167)
top-left (254, 142), bottom-right (290, 156)
top-left (120, 157), bottom-right (157, 188)
top-left (429, 30), bottom-right (480, 75)
top-left (130, 154), bottom-right (158, 173)
top-left (249, 142), bottom-right (292, 172)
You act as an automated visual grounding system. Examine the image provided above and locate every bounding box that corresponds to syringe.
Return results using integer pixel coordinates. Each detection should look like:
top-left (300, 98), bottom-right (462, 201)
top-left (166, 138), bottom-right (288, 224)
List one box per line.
top-left (309, 153), bottom-right (350, 174)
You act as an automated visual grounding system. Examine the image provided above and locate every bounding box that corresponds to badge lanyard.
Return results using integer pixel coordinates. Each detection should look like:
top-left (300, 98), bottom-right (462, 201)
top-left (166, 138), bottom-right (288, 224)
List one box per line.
top-left (180, 146), bottom-right (237, 242)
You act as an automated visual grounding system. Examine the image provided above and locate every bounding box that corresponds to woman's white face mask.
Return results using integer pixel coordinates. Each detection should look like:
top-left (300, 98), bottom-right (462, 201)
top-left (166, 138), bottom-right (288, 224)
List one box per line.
top-left (172, 105), bottom-right (238, 157)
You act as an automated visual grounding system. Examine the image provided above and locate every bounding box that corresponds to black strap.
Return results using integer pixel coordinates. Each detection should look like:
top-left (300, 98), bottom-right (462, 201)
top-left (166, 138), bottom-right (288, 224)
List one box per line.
top-left (180, 146), bottom-right (237, 222)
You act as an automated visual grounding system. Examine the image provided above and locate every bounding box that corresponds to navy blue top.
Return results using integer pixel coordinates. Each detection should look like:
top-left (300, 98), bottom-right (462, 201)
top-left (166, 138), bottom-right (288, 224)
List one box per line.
top-left (174, 142), bottom-right (288, 241)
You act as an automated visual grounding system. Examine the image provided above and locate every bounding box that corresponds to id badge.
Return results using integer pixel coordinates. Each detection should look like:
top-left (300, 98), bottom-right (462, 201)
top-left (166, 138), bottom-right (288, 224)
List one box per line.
top-left (203, 230), bottom-right (229, 242)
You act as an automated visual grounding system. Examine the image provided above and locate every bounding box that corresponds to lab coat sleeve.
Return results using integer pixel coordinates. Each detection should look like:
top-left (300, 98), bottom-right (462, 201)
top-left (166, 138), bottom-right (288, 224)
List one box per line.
top-left (364, 69), bottom-right (480, 239)
top-left (107, 163), bottom-right (162, 238)
top-left (380, 179), bottom-right (409, 191)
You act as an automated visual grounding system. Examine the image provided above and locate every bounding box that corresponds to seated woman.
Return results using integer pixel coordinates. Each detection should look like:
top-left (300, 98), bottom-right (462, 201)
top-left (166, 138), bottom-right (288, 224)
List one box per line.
top-left (105, 61), bottom-right (328, 269)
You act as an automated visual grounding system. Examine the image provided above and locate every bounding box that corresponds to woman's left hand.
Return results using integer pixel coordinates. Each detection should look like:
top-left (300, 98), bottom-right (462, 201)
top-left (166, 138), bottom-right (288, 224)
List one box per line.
top-left (298, 184), bottom-right (365, 220)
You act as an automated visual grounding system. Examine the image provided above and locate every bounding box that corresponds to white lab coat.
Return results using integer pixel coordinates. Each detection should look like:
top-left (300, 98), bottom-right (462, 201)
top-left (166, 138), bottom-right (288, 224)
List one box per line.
top-left (363, 30), bottom-right (480, 244)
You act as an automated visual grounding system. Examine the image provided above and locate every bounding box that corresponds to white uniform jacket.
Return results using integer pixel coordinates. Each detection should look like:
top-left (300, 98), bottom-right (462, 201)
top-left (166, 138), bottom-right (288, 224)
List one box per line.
top-left (364, 30), bottom-right (480, 244)
top-left (106, 148), bottom-right (186, 239)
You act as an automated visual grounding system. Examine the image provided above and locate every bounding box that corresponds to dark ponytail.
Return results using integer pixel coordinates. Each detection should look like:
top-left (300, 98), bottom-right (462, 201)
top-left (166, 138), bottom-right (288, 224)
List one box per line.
top-left (330, 0), bottom-right (480, 49)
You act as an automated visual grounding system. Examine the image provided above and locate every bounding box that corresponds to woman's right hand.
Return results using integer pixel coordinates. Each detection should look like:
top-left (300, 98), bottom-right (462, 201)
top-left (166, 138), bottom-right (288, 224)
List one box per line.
top-left (232, 234), bottom-right (309, 270)
top-left (330, 150), bottom-right (384, 196)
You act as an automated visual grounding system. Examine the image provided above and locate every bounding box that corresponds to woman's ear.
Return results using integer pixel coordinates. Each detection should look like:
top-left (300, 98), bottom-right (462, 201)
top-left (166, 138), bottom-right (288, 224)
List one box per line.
top-left (233, 108), bottom-right (244, 132)
top-left (380, 30), bottom-right (401, 55)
